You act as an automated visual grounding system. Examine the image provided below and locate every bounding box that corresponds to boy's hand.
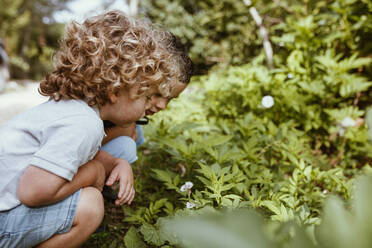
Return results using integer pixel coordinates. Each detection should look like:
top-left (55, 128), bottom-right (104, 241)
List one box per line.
top-left (105, 159), bottom-right (135, 205)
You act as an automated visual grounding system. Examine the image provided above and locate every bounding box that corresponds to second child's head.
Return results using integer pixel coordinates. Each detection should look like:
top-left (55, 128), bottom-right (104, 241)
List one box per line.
top-left (146, 31), bottom-right (194, 116)
top-left (39, 10), bottom-right (182, 125)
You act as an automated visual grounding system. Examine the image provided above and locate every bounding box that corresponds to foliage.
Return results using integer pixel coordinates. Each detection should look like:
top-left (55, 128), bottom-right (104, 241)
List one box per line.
top-left (141, 0), bottom-right (372, 76)
top-left (115, 66), bottom-right (371, 246)
top-left (0, 0), bottom-right (71, 79)
top-left (157, 175), bottom-right (372, 248)
top-left (100, 0), bottom-right (372, 247)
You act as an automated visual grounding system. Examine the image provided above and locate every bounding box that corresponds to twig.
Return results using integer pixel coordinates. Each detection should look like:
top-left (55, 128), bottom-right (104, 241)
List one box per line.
top-left (127, 0), bottom-right (138, 16)
top-left (243, 0), bottom-right (274, 69)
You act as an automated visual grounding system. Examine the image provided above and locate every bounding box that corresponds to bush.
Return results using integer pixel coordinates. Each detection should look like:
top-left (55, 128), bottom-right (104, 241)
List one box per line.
top-left (158, 175), bottom-right (372, 248)
top-left (90, 0), bottom-right (372, 247)
top-left (140, 0), bottom-right (372, 76)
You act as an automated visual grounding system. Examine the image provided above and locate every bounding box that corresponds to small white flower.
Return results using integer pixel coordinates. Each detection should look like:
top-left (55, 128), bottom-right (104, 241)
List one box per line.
top-left (287, 73), bottom-right (294, 79)
top-left (338, 127), bottom-right (345, 136)
top-left (180, 181), bottom-right (194, 192)
top-left (184, 181), bottom-right (194, 189)
top-left (319, 19), bottom-right (326, 26)
top-left (279, 41), bottom-right (284, 47)
top-left (341, 117), bottom-right (356, 128)
top-left (180, 185), bottom-right (188, 192)
top-left (186, 202), bottom-right (196, 209)
top-left (322, 190), bottom-right (329, 195)
top-left (261, 95), bottom-right (274, 108)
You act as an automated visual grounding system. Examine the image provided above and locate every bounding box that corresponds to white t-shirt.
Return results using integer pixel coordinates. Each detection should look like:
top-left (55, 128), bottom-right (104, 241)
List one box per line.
top-left (0, 99), bottom-right (105, 211)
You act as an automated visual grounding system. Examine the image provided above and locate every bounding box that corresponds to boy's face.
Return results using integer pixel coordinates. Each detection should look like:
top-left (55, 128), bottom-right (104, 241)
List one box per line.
top-left (146, 81), bottom-right (187, 116)
top-left (105, 84), bottom-right (154, 127)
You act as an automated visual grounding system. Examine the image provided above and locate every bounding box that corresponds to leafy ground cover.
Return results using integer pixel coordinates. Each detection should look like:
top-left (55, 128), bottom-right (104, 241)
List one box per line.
top-left (85, 61), bottom-right (372, 247)
top-left (84, 0), bottom-right (372, 247)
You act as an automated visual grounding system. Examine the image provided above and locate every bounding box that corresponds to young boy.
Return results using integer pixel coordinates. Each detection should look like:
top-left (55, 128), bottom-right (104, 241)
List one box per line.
top-left (101, 31), bottom-right (193, 172)
top-left (0, 10), bottom-right (186, 248)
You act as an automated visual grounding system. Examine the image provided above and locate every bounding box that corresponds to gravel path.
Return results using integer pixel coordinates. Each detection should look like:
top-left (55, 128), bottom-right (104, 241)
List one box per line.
top-left (0, 82), bottom-right (48, 124)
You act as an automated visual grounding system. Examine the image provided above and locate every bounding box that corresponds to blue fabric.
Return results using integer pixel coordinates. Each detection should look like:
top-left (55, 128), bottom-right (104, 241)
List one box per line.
top-left (135, 125), bottom-right (145, 147)
top-left (0, 189), bottom-right (81, 248)
top-left (101, 125), bottom-right (145, 164)
top-left (101, 136), bottom-right (138, 163)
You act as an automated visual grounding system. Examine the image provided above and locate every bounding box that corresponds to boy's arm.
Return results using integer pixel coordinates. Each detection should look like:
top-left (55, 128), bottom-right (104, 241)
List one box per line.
top-left (18, 150), bottom-right (131, 207)
top-left (17, 159), bottom-right (105, 207)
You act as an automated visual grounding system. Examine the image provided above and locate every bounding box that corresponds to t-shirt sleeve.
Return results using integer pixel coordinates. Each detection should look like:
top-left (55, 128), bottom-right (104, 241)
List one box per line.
top-left (29, 115), bottom-right (103, 181)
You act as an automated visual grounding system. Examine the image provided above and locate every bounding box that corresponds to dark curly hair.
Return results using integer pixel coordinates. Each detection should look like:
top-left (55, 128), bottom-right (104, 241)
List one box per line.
top-left (39, 10), bottom-right (178, 107)
top-left (156, 31), bottom-right (193, 84)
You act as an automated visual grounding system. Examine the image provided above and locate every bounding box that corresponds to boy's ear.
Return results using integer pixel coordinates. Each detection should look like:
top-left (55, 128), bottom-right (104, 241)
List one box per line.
top-left (108, 91), bottom-right (118, 104)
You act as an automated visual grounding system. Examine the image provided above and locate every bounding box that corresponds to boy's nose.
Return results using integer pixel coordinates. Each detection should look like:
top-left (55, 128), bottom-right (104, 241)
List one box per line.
top-left (156, 98), bottom-right (168, 110)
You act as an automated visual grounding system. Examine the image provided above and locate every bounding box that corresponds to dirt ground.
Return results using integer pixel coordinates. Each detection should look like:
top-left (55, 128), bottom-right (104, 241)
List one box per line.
top-left (0, 81), bottom-right (48, 124)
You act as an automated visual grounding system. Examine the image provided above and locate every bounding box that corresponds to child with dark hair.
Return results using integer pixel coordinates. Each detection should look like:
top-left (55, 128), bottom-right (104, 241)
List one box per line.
top-left (101, 30), bottom-right (194, 174)
top-left (0, 10), bottom-right (190, 247)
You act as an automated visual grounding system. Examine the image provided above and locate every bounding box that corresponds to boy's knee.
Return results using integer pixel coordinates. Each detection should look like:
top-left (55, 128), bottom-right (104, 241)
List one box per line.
top-left (74, 187), bottom-right (104, 228)
top-left (101, 136), bottom-right (138, 163)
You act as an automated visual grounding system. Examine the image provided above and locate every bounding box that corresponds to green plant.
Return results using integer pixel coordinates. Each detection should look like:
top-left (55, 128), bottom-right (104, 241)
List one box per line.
top-left (85, 0), bottom-right (372, 246)
top-left (157, 176), bottom-right (372, 248)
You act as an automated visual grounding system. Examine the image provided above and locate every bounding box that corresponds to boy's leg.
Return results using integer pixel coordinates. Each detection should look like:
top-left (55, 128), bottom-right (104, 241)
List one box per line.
top-left (101, 125), bottom-right (145, 163)
top-left (135, 125), bottom-right (146, 147)
top-left (101, 136), bottom-right (138, 163)
top-left (36, 187), bottom-right (104, 248)
top-left (1, 189), bottom-right (84, 248)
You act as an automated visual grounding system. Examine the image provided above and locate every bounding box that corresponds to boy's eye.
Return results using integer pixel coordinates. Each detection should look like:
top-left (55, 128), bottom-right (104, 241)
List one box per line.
top-left (145, 93), bottom-right (162, 100)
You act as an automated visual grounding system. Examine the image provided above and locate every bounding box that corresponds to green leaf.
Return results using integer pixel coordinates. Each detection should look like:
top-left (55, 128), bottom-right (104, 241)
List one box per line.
top-left (260, 201), bottom-right (281, 216)
top-left (124, 227), bottom-right (147, 248)
top-left (366, 108), bottom-right (372, 141)
top-left (204, 135), bottom-right (233, 146)
top-left (140, 223), bottom-right (165, 246)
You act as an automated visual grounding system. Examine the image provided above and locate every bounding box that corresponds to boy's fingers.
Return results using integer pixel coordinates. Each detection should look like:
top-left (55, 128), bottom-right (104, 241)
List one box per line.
top-left (125, 188), bottom-right (135, 205)
top-left (117, 185), bottom-right (133, 205)
top-left (117, 180), bottom-right (128, 199)
top-left (128, 188), bottom-right (135, 204)
top-left (120, 183), bottom-right (132, 203)
top-left (106, 171), bottom-right (118, 186)
top-left (116, 193), bottom-right (127, 205)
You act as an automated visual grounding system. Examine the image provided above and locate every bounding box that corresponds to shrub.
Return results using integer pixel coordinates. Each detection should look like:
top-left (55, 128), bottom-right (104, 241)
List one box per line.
top-left (94, 0), bottom-right (372, 247)
top-left (140, 0), bottom-right (372, 76)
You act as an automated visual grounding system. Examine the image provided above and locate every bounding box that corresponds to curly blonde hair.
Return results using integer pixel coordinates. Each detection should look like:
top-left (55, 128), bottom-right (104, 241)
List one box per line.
top-left (39, 10), bottom-right (177, 107)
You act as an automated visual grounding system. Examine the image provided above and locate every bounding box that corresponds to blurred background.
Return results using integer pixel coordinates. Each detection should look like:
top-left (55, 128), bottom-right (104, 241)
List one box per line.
top-left (0, 0), bottom-right (129, 80)
top-left (0, 0), bottom-right (371, 81)
top-left (1, 1), bottom-right (372, 247)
